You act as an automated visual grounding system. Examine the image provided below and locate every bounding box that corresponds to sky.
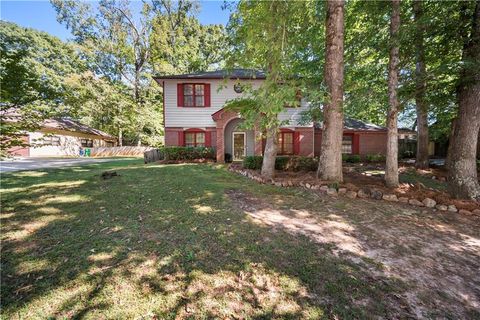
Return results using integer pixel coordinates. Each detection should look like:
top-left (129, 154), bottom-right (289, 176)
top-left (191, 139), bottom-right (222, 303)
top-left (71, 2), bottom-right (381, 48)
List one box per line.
top-left (0, 0), bottom-right (231, 41)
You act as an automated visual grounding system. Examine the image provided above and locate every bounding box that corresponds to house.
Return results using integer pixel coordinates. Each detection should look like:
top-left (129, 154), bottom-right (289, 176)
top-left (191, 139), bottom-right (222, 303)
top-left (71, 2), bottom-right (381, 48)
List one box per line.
top-left (6, 117), bottom-right (116, 157)
top-left (154, 69), bottom-right (391, 162)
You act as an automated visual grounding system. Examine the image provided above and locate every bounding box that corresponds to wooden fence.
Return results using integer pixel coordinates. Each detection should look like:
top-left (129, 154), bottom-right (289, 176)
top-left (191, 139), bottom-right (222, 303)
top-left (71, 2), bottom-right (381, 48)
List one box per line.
top-left (90, 146), bottom-right (153, 157)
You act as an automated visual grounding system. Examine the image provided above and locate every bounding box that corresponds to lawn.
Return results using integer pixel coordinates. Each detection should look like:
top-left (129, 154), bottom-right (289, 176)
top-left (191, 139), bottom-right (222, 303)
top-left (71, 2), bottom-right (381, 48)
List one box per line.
top-left (1, 160), bottom-right (479, 319)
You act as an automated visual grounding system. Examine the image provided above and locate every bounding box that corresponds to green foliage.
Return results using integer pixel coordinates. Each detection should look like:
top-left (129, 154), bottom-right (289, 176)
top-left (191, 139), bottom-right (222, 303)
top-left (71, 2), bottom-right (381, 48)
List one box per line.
top-left (342, 154), bottom-right (361, 163)
top-left (243, 156), bottom-right (264, 170)
top-left (0, 21), bottom-right (85, 151)
top-left (161, 146), bottom-right (215, 161)
top-left (365, 154), bottom-right (386, 163)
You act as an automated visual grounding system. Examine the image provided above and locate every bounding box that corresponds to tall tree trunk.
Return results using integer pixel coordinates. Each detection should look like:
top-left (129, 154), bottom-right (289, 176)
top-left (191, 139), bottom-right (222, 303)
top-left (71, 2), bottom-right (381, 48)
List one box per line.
top-left (385, 0), bottom-right (401, 188)
top-left (447, 1), bottom-right (480, 200)
top-left (317, 0), bottom-right (345, 182)
top-left (413, 0), bottom-right (429, 169)
top-left (261, 126), bottom-right (277, 180)
top-left (118, 128), bottom-right (123, 147)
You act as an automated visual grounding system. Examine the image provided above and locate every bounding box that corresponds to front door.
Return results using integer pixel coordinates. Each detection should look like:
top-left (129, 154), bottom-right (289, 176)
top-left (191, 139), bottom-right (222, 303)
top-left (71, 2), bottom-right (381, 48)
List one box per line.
top-left (232, 132), bottom-right (246, 161)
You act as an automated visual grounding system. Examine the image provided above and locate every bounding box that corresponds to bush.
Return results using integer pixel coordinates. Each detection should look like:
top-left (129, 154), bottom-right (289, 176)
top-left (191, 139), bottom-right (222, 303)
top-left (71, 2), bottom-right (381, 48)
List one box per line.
top-left (243, 156), bottom-right (318, 171)
top-left (243, 156), bottom-right (263, 169)
top-left (162, 146), bottom-right (215, 161)
top-left (342, 154), bottom-right (361, 163)
top-left (366, 154), bottom-right (386, 163)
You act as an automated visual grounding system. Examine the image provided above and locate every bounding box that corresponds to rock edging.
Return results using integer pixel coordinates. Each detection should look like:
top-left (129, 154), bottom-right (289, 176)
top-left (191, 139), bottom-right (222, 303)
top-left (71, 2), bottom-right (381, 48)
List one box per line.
top-left (228, 166), bottom-right (478, 215)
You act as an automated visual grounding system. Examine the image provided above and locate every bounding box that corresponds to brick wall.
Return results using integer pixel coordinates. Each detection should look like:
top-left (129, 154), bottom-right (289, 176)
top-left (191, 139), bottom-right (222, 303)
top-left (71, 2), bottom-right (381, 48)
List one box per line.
top-left (358, 133), bottom-right (387, 155)
top-left (296, 127), bottom-right (314, 157)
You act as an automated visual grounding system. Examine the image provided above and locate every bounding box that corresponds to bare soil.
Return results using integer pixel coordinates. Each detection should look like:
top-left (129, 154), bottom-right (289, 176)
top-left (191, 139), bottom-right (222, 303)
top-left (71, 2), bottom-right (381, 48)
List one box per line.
top-left (227, 188), bottom-right (480, 319)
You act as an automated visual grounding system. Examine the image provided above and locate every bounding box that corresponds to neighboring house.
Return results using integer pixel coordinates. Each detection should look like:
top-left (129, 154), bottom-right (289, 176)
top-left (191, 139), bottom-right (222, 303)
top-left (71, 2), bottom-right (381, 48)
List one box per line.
top-left (154, 69), bottom-right (392, 162)
top-left (7, 118), bottom-right (116, 157)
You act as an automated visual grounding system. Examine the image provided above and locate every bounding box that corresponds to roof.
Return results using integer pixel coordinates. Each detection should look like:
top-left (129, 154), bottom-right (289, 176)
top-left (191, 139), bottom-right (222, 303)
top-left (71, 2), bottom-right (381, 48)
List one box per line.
top-left (42, 118), bottom-right (115, 140)
top-left (153, 68), bottom-right (266, 80)
top-left (315, 118), bottom-right (387, 132)
top-left (2, 109), bottom-right (115, 140)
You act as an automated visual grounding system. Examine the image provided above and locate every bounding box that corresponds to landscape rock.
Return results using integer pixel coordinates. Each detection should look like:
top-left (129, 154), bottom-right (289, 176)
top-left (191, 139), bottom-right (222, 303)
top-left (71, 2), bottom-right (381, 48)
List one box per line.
top-left (370, 189), bottom-right (383, 200)
top-left (448, 205), bottom-right (457, 212)
top-left (319, 186), bottom-right (329, 192)
top-left (459, 209), bottom-right (472, 215)
top-left (422, 198), bottom-right (437, 208)
top-left (398, 197), bottom-right (409, 203)
top-left (435, 204), bottom-right (448, 211)
top-left (305, 183), bottom-right (311, 189)
top-left (287, 180), bottom-right (294, 187)
top-left (357, 189), bottom-right (370, 199)
top-left (409, 199), bottom-right (424, 207)
top-left (439, 177), bottom-right (447, 182)
top-left (274, 181), bottom-right (282, 187)
top-left (383, 194), bottom-right (398, 202)
top-left (346, 191), bottom-right (357, 199)
top-left (327, 188), bottom-right (338, 196)
top-left (472, 209), bottom-right (480, 215)
top-left (338, 188), bottom-right (347, 194)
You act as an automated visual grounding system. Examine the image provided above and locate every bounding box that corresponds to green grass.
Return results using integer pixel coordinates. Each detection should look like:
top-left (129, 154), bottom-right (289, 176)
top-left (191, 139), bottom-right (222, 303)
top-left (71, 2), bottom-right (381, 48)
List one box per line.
top-left (1, 160), bottom-right (405, 319)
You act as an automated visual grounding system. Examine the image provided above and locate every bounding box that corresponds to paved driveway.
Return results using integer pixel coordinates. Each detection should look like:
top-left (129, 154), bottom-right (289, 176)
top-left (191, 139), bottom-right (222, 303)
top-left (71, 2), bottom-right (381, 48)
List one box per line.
top-left (0, 157), bottom-right (129, 173)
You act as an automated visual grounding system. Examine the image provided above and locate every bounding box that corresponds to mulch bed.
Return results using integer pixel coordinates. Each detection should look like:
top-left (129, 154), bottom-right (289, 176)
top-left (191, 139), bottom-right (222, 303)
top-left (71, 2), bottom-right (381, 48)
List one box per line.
top-left (229, 163), bottom-right (480, 212)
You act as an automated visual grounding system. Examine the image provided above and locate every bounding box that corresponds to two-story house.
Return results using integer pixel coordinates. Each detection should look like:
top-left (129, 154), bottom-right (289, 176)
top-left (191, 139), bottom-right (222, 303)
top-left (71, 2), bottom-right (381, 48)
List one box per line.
top-left (154, 69), bottom-right (389, 163)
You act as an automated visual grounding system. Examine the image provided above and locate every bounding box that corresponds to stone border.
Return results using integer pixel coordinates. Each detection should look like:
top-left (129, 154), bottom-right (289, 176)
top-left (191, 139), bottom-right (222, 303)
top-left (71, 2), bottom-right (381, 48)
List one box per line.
top-left (228, 166), bottom-right (480, 216)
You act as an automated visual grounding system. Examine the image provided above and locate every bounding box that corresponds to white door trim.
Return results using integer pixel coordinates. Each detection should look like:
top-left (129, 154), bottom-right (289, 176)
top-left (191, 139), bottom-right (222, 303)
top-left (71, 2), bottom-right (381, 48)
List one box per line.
top-left (232, 131), bottom-right (246, 160)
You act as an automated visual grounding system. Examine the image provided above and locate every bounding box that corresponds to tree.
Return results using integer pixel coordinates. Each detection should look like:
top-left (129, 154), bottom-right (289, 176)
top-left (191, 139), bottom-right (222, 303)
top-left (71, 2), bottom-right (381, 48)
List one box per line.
top-left (0, 21), bottom-right (85, 152)
top-left (385, 0), bottom-right (401, 188)
top-left (413, 0), bottom-right (429, 169)
top-left (447, 1), bottom-right (480, 200)
top-left (317, 0), bottom-right (345, 182)
top-left (225, 0), bottom-right (308, 179)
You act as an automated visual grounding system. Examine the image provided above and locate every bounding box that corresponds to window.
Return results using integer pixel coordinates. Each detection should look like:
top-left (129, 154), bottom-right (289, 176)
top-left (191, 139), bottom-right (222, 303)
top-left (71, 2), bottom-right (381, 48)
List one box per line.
top-left (81, 139), bottom-right (93, 147)
top-left (277, 131), bottom-right (294, 155)
top-left (44, 136), bottom-right (61, 146)
top-left (183, 84), bottom-right (205, 107)
top-left (184, 131), bottom-right (205, 147)
top-left (342, 135), bottom-right (353, 154)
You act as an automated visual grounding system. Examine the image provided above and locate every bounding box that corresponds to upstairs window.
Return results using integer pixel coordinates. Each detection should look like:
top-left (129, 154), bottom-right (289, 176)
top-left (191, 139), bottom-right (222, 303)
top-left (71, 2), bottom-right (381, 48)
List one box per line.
top-left (277, 131), bottom-right (294, 155)
top-left (184, 84), bottom-right (205, 107)
top-left (185, 131), bottom-right (205, 147)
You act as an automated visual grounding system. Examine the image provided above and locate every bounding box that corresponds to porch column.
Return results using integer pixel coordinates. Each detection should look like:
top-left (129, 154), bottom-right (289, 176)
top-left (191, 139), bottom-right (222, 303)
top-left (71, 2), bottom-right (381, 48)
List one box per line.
top-left (216, 126), bottom-right (224, 163)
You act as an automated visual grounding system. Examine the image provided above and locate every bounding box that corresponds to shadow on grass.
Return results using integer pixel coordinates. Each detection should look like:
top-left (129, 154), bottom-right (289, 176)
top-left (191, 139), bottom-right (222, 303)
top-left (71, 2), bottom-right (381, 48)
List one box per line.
top-left (1, 163), bottom-right (478, 319)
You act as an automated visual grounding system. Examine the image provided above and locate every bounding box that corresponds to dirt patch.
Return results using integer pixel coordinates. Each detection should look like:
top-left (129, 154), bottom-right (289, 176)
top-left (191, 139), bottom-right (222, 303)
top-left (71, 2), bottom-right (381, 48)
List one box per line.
top-left (226, 188), bottom-right (480, 319)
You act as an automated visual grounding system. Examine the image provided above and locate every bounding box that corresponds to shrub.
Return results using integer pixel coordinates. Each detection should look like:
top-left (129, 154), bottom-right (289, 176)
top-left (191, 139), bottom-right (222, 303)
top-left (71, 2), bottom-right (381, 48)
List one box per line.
top-left (243, 156), bottom-right (263, 170)
top-left (162, 146), bottom-right (215, 161)
top-left (243, 156), bottom-right (317, 171)
top-left (342, 154), bottom-right (361, 163)
top-left (275, 156), bottom-right (290, 170)
top-left (366, 154), bottom-right (386, 163)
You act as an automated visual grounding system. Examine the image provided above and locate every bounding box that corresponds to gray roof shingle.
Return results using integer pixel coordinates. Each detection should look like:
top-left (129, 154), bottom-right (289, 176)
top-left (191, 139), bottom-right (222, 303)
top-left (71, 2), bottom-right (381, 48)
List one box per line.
top-left (153, 68), bottom-right (266, 80)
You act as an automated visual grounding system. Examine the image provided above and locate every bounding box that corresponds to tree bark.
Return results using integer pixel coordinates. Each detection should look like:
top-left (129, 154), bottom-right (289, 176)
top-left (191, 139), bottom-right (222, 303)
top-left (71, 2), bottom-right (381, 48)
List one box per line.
top-left (447, 1), bottom-right (480, 200)
top-left (118, 128), bottom-right (123, 147)
top-left (317, 0), bottom-right (345, 182)
top-left (261, 126), bottom-right (278, 180)
top-left (385, 0), bottom-right (401, 188)
top-left (413, 0), bottom-right (429, 169)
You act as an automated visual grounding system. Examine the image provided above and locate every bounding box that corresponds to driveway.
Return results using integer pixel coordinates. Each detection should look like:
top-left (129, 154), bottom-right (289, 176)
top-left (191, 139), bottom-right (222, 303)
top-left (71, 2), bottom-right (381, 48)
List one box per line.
top-left (0, 157), bottom-right (130, 173)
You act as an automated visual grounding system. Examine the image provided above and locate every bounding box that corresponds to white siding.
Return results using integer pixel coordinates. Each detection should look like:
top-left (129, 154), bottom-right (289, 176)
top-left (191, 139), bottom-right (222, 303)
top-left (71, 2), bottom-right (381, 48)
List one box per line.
top-left (163, 79), bottom-right (312, 128)
top-left (29, 132), bottom-right (107, 157)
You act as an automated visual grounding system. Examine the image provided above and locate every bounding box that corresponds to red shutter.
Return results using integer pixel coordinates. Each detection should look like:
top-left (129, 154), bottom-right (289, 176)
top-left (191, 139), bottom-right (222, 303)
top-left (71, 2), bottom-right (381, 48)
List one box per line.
top-left (293, 132), bottom-right (300, 155)
top-left (178, 131), bottom-right (184, 146)
top-left (204, 84), bottom-right (211, 107)
top-left (177, 83), bottom-right (183, 107)
top-left (353, 134), bottom-right (360, 155)
top-left (205, 131), bottom-right (212, 147)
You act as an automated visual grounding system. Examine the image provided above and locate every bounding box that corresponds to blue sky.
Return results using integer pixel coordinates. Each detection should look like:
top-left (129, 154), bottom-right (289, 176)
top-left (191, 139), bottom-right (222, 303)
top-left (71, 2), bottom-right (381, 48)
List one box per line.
top-left (0, 0), bottom-right (231, 41)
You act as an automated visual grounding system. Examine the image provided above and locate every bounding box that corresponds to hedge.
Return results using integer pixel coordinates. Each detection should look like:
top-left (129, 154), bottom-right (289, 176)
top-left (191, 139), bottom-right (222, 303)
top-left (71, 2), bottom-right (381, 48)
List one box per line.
top-left (342, 154), bottom-right (361, 163)
top-left (160, 146), bottom-right (216, 161)
top-left (243, 156), bottom-right (318, 171)
top-left (365, 154), bottom-right (386, 163)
